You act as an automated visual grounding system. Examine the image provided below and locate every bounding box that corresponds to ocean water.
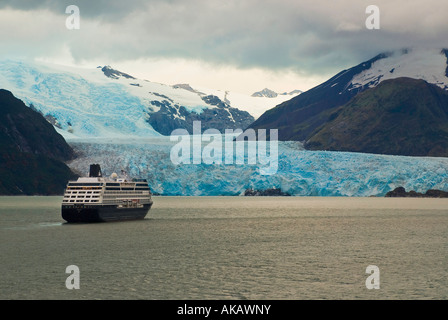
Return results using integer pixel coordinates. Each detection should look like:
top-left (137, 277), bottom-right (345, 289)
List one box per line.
top-left (0, 196), bottom-right (447, 300)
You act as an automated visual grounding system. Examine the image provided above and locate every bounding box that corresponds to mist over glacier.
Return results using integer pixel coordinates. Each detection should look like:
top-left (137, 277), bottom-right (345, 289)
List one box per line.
top-left (66, 137), bottom-right (448, 196)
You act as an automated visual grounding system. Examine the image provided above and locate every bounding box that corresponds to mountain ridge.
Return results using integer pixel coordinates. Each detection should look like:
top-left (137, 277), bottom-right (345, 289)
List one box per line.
top-left (251, 88), bottom-right (302, 98)
top-left (0, 59), bottom-right (299, 139)
top-left (304, 77), bottom-right (448, 157)
top-left (0, 89), bottom-right (77, 195)
top-left (249, 52), bottom-right (390, 140)
top-left (249, 48), bottom-right (448, 145)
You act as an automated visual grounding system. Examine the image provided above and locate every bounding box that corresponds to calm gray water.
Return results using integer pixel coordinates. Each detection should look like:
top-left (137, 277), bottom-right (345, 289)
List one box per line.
top-left (0, 196), bottom-right (447, 300)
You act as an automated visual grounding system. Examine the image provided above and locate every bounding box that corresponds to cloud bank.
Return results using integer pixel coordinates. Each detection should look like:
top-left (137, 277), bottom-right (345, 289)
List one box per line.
top-left (0, 0), bottom-right (447, 80)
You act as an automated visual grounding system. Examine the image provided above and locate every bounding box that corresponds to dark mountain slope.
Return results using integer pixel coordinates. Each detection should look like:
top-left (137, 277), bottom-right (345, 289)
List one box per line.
top-left (249, 53), bottom-right (390, 140)
top-left (0, 89), bottom-right (77, 195)
top-left (0, 89), bottom-right (74, 161)
top-left (305, 78), bottom-right (448, 157)
top-left (249, 49), bottom-right (448, 143)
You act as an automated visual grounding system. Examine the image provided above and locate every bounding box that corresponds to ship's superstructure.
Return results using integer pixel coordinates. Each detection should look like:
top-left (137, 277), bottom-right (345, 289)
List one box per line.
top-left (61, 164), bottom-right (153, 223)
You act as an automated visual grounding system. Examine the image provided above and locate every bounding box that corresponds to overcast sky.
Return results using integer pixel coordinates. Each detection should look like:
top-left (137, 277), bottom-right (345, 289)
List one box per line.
top-left (0, 0), bottom-right (447, 94)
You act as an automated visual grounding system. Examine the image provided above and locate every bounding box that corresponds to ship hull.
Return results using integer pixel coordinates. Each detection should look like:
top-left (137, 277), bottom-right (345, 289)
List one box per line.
top-left (62, 202), bottom-right (152, 223)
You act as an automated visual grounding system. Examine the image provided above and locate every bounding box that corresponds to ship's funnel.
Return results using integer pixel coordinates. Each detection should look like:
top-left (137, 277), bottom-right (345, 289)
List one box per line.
top-left (89, 164), bottom-right (102, 177)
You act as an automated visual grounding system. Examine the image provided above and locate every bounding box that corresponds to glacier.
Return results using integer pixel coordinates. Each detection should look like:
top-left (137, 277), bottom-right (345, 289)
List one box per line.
top-left (66, 137), bottom-right (448, 196)
top-left (0, 60), bottom-right (161, 138)
top-left (2, 57), bottom-right (448, 197)
top-left (0, 59), bottom-right (299, 138)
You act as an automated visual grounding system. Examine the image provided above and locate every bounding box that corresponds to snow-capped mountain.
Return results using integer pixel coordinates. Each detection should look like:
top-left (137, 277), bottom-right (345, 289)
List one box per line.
top-left (349, 48), bottom-right (448, 91)
top-left (251, 88), bottom-right (302, 98)
top-left (0, 60), bottom-right (298, 139)
top-left (251, 88), bottom-right (279, 98)
top-left (317, 47), bottom-right (448, 95)
top-left (251, 47), bottom-right (448, 141)
top-left (305, 77), bottom-right (448, 157)
top-left (192, 85), bottom-right (301, 119)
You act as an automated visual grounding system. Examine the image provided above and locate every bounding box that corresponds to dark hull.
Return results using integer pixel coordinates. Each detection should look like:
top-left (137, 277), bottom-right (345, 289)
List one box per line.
top-left (62, 202), bottom-right (152, 223)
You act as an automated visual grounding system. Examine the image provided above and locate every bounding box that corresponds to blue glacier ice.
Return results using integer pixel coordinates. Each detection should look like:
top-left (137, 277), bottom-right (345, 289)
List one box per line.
top-left (0, 60), bottom-right (161, 138)
top-left (66, 138), bottom-right (448, 196)
top-left (2, 59), bottom-right (448, 197)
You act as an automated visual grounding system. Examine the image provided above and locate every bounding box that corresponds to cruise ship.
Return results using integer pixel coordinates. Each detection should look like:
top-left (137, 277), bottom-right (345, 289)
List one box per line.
top-left (61, 164), bottom-right (153, 223)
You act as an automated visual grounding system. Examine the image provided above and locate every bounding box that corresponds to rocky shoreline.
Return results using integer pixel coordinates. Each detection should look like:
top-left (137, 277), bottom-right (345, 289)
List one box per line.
top-left (244, 188), bottom-right (291, 196)
top-left (385, 187), bottom-right (448, 198)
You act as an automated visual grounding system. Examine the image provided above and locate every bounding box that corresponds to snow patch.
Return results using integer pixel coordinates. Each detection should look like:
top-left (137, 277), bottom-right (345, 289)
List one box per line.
top-left (350, 48), bottom-right (448, 90)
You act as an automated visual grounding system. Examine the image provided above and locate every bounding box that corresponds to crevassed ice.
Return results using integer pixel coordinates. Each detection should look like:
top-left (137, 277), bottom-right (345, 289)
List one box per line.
top-left (67, 138), bottom-right (448, 197)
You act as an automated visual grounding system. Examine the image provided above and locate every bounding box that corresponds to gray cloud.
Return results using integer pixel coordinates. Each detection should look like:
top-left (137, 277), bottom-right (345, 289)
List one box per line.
top-left (0, 0), bottom-right (147, 19)
top-left (1, 0), bottom-right (447, 77)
